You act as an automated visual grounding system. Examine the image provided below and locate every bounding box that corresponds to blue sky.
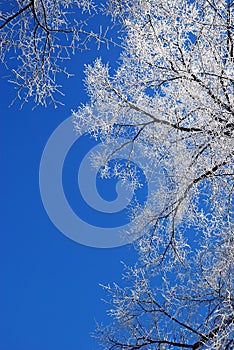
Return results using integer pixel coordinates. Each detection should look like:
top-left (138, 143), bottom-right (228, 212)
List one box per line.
top-left (0, 12), bottom-right (139, 350)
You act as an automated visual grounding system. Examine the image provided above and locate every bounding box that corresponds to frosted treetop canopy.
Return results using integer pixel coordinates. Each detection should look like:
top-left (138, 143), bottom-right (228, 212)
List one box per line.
top-left (74, 0), bottom-right (234, 348)
top-left (1, 0), bottom-right (234, 348)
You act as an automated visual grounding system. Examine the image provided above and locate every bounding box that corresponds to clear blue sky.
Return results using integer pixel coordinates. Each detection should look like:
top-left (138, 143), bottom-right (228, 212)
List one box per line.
top-left (0, 12), bottom-right (139, 350)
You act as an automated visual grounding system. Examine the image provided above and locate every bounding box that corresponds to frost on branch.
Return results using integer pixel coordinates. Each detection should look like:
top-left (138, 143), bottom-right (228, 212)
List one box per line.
top-left (74, 0), bottom-right (233, 348)
top-left (0, 0), bottom-right (113, 107)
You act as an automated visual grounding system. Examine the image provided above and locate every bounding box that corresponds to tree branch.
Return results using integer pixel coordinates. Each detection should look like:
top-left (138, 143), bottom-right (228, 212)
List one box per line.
top-left (0, 2), bottom-right (32, 30)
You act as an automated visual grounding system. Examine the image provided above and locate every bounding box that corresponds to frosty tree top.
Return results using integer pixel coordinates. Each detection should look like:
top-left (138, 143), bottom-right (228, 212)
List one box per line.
top-left (1, 0), bottom-right (233, 348)
top-left (73, 0), bottom-right (234, 348)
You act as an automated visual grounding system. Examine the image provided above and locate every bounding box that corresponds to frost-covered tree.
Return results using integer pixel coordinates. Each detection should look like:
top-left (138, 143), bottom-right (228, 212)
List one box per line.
top-left (0, 0), bottom-right (115, 106)
top-left (73, 0), bottom-right (234, 348)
